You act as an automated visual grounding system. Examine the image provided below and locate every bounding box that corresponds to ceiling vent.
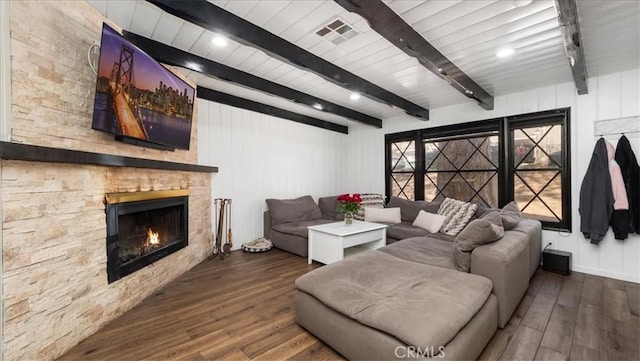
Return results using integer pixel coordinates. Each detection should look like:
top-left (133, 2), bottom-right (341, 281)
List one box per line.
top-left (315, 18), bottom-right (358, 45)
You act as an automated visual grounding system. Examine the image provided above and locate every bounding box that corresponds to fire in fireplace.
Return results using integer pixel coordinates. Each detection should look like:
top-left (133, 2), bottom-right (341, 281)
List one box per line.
top-left (105, 190), bottom-right (189, 283)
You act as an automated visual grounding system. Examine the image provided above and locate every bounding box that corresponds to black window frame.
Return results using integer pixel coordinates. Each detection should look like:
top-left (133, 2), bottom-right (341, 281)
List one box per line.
top-left (385, 107), bottom-right (571, 232)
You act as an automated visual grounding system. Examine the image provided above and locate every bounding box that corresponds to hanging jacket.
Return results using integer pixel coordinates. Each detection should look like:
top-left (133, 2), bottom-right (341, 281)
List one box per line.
top-left (579, 138), bottom-right (614, 244)
top-left (615, 135), bottom-right (640, 234)
top-left (606, 140), bottom-right (629, 210)
top-left (606, 139), bottom-right (631, 240)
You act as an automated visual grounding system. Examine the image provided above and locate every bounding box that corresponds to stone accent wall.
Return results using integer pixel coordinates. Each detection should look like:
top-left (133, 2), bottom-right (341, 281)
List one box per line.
top-left (2, 162), bottom-right (211, 360)
top-left (3, 1), bottom-right (213, 360)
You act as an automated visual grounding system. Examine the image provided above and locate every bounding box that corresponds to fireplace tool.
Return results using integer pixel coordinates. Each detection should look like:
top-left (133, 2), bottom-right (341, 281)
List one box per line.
top-left (210, 198), bottom-right (226, 260)
top-left (223, 199), bottom-right (232, 256)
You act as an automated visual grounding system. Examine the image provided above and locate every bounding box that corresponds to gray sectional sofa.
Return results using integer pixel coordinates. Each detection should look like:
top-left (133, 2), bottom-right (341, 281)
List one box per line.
top-left (265, 194), bottom-right (380, 257)
top-left (285, 195), bottom-right (542, 360)
top-left (264, 195), bottom-right (343, 257)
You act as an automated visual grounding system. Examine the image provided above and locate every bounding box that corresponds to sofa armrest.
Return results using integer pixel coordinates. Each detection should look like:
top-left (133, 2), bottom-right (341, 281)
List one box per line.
top-left (471, 231), bottom-right (529, 328)
top-left (264, 210), bottom-right (272, 238)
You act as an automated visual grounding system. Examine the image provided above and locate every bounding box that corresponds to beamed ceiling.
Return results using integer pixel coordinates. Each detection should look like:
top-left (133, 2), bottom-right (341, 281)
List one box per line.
top-left (87, 0), bottom-right (640, 133)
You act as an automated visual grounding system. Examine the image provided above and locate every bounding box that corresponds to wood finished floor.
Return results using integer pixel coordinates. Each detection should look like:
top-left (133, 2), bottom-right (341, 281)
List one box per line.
top-left (59, 249), bottom-right (640, 361)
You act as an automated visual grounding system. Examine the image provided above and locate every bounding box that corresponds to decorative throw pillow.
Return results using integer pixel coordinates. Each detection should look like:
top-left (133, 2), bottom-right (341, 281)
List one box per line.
top-left (387, 196), bottom-right (442, 222)
top-left (365, 207), bottom-right (401, 224)
top-left (453, 211), bottom-right (505, 272)
top-left (412, 210), bottom-right (447, 233)
top-left (354, 193), bottom-right (385, 220)
top-left (500, 201), bottom-right (522, 230)
top-left (437, 198), bottom-right (478, 236)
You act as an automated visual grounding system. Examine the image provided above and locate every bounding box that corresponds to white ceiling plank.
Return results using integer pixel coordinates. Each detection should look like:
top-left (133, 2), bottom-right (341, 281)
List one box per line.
top-left (190, 31), bottom-right (216, 58)
top-left (426, 1), bottom-right (549, 44)
top-left (221, 46), bottom-right (260, 68)
top-left (578, 0), bottom-right (640, 77)
top-left (171, 21), bottom-right (205, 52)
top-left (150, 13), bottom-right (183, 45)
top-left (242, 1), bottom-right (292, 27)
top-left (235, 50), bottom-right (272, 73)
top-left (411, 1), bottom-right (497, 34)
top-left (394, 0), bottom-right (464, 25)
top-left (129, 1), bottom-right (162, 38)
top-left (384, 0), bottom-right (429, 16)
top-left (261, 0), bottom-right (325, 35)
top-left (223, 0), bottom-right (260, 18)
top-left (106, 0), bottom-right (137, 30)
top-left (250, 57), bottom-right (287, 78)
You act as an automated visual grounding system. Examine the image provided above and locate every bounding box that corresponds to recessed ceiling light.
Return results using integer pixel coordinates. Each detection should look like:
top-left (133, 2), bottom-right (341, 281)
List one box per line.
top-left (496, 48), bottom-right (515, 58)
top-left (350, 92), bottom-right (360, 100)
top-left (212, 36), bottom-right (228, 47)
top-left (313, 103), bottom-right (323, 110)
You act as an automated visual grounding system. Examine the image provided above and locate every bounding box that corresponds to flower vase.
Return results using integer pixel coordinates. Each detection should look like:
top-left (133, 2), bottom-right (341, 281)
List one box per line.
top-left (344, 213), bottom-right (354, 226)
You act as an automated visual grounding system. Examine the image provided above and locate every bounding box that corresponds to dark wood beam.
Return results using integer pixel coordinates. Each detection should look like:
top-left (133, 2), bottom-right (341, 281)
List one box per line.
top-left (555, 0), bottom-right (588, 94)
top-left (123, 31), bottom-right (380, 128)
top-left (146, 0), bottom-right (429, 120)
top-left (334, 0), bottom-right (494, 110)
top-left (197, 87), bottom-right (348, 134)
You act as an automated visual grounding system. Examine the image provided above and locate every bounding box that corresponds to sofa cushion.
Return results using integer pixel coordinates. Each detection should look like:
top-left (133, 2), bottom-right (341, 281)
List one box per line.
top-left (453, 212), bottom-right (505, 272)
top-left (387, 222), bottom-right (456, 242)
top-left (412, 210), bottom-right (447, 233)
top-left (319, 196), bottom-right (341, 220)
top-left (378, 236), bottom-right (456, 270)
top-left (438, 198), bottom-right (478, 236)
top-left (500, 201), bottom-right (522, 230)
top-left (266, 195), bottom-right (322, 226)
top-left (386, 221), bottom-right (431, 240)
top-left (474, 202), bottom-right (522, 230)
top-left (272, 219), bottom-right (335, 238)
top-left (387, 197), bottom-right (441, 222)
top-left (354, 193), bottom-right (385, 220)
top-left (295, 251), bottom-right (492, 351)
top-left (364, 207), bottom-right (401, 224)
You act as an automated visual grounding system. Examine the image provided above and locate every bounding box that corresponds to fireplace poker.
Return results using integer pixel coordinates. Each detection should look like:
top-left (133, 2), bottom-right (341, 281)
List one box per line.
top-left (223, 199), bottom-right (232, 256)
top-left (217, 199), bottom-right (226, 260)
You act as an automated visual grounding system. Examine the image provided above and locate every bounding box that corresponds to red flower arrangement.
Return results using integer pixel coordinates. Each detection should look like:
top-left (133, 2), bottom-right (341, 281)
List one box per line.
top-left (337, 193), bottom-right (363, 215)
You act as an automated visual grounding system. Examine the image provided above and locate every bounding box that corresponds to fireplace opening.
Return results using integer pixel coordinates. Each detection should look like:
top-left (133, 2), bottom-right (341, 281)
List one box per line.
top-left (105, 190), bottom-right (189, 283)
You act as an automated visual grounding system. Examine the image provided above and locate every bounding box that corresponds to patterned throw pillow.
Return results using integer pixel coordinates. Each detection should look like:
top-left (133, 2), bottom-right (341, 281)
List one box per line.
top-left (354, 193), bottom-right (385, 220)
top-left (437, 198), bottom-right (478, 236)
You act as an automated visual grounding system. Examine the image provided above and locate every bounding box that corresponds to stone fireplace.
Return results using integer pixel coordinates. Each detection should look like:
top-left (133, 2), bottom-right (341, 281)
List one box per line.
top-left (105, 190), bottom-right (190, 283)
top-left (2, 2), bottom-right (217, 360)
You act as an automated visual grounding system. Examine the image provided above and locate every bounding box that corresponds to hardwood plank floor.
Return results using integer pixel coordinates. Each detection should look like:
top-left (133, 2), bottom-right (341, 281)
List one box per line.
top-left (58, 249), bottom-right (640, 361)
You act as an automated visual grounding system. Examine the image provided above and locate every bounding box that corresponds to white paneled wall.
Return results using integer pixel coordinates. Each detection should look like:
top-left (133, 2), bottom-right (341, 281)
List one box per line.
top-left (198, 100), bottom-right (348, 250)
top-left (347, 68), bottom-right (640, 283)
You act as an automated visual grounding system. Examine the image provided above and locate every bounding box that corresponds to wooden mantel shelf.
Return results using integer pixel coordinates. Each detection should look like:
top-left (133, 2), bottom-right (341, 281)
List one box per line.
top-left (0, 141), bottom-right (218, 173)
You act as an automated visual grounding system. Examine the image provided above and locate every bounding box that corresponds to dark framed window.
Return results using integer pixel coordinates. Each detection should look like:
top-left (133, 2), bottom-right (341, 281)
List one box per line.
top-left (385, 108), bottom-right (571, 231)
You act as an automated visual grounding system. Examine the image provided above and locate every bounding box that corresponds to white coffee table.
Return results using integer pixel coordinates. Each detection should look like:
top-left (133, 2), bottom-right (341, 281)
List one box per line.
top-left (307, 220), bottom-right (387, 265)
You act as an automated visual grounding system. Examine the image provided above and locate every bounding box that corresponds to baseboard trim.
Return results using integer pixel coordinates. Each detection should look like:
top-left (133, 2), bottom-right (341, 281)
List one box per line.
top-left (572, 265), bottom-right (640, 284)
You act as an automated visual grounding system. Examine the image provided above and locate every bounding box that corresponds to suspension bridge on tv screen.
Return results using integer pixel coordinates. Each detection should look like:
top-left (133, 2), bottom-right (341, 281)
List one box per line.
top-left (109, 44), bottom-right (148, 140)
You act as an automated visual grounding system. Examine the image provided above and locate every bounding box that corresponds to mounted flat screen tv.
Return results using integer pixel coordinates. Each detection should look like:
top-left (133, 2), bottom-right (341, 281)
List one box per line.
top-left (91, 23), bottom-right (194, 150)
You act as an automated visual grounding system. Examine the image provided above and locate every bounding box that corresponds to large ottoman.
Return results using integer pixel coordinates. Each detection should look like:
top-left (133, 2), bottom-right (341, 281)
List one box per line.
top-left (295, 251), bottom-right (498, 360)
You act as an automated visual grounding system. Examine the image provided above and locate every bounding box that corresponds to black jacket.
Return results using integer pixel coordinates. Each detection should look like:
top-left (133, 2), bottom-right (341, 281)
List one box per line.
top-left (615, 135), bottom-right (640, 235)
top-left (579, 138), bottom-right (614, 244)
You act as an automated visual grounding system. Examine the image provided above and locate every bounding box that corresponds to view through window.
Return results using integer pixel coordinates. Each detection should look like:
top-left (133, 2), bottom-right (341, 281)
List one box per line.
top-left (385, 108), bottom-right (570, 231)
